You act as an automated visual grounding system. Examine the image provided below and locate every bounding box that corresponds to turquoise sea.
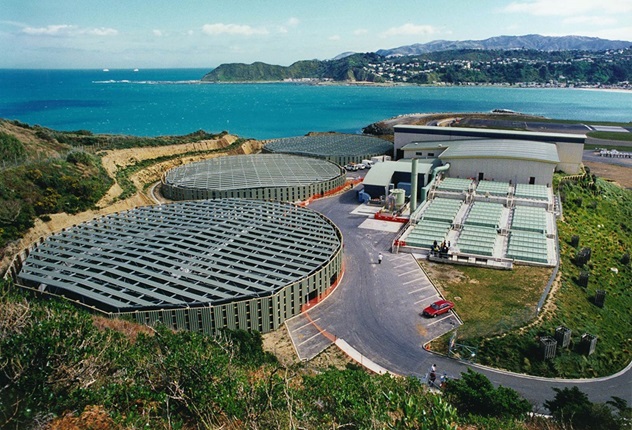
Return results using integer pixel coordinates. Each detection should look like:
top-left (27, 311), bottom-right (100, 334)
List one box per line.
top-left (1, 68), bottom-right (632, 140)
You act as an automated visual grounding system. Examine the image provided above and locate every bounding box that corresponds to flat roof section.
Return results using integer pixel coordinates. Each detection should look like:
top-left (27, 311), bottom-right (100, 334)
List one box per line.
top-left (401, 141), bottom-right (452, 151)
top-left (363, 160), bottom-right (434, 188)
top-left (164, 154), bottom-right (343, 192)
top-left (394, 124), bottom-right (586, 144)
top-left (17, 199), bottom-right (342, 313)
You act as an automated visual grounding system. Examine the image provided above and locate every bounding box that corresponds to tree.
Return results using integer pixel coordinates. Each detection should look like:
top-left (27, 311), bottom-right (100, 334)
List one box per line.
top-left (545, 386), bottom-right (623, 430)
top-left (442, 369), bottom-right (531, 419)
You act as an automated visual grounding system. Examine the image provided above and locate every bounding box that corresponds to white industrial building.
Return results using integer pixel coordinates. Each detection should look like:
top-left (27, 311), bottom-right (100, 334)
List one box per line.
top-left (401, 139), bottom-right (559, 186)
top-left (394, 125), bottom-right (585, 177)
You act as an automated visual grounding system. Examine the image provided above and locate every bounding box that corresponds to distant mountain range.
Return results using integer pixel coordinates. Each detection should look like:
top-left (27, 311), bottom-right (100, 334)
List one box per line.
top-left (375, 34), bottom-right (632, 57)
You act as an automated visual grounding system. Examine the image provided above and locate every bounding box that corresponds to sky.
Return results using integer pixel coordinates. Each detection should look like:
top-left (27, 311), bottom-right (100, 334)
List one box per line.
top-left (2, 0), bottom-right (632, 69)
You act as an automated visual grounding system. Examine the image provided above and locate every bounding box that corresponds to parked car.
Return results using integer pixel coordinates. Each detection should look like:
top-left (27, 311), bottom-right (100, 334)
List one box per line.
top-left (422, 299), bottom-right (454, 317)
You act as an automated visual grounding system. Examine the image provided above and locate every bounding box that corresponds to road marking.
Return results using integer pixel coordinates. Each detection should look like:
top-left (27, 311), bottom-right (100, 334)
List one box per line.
top-left (402, 279), bottom-right (419, 285)
top-left (394, 262), bottom-right (416, 269)
top-left (408, 286), bottom-right (432, 294)
top-left (298, 330), bottom-right (329, 347)
top-left (291, 317), bottom-right (320, 332)
top-left (426, 314), bottom-right (453, 326)
top-left (415, 294), bottom-right (440, 304)
top-left (398, 269), bottom-right (419, 276)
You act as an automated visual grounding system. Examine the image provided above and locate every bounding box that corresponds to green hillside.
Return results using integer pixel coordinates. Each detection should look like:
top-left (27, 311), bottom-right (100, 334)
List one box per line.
top-left (202, 48), bottom-right (632, 85)
top-left (202, 53), bottom-right (387, 82)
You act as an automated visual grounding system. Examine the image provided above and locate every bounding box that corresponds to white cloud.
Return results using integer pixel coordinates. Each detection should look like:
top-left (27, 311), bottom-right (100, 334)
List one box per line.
top-left (502, 0), bottom-right (632, 16)
top-left (329, 35), bottom-right (341, 41)
top-left (354, 29), bottom-right (368, 36)
top-left (22, 24), bottom-right (118, 36)
top-left (153, 29), bottom-right (163, 37)
top-left (88, 28), bottom-right (117, 36)
top-left (380, 23), bottom-right (438, 38)
top-left (563, 16), bottom-right (617, 26)
top-left (201, 23), bottom-right (268, 36)
top-left (277, 17), bottom-right (300, 34)
top-left (22, 24), bottom-right (71, 35)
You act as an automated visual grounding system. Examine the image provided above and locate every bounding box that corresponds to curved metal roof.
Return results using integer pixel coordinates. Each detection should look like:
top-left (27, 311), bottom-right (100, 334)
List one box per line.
top-left (264, 134), bottom-right (392, 157)
top-left (17, 199), bottom-right (342, 312)
top-left (164, 153), bottom-right (343, 191)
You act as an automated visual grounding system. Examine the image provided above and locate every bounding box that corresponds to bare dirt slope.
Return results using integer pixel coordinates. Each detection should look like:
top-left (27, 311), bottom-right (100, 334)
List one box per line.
top-left (583, 160), bottom-right (632, 189)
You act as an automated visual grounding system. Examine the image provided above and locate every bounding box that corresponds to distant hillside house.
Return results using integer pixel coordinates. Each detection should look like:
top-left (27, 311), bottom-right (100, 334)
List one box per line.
top-left (394, 125), bottom-right (585, 184)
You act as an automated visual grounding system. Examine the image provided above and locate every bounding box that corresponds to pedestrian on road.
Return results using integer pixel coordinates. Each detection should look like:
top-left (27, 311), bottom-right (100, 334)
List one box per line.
top-left (431, 363), bottom-right (437, 373)
top-left (378, 252), bottom-right (383, 264)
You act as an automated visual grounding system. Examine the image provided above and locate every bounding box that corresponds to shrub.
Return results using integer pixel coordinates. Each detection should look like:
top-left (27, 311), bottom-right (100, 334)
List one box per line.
top-left (0, 132), bottom-right (27, 163)
top-left (545, 387), bottom-right (625, 430)
top-left (219, 329), bottom-right (277, 366)
top-left (442, 369), bottom-right (531, 419)
top-left (66, 150), bottom-right (95, 166)
top-left (35, 129), bottom-right (55, 142)
top-left (570, 235), bottom-right (580, 248)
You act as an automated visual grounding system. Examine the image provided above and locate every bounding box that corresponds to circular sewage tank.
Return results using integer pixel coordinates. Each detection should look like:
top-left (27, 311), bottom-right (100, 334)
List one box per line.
top-left (16, 199), bottom-right (343, 334)
top-left (263, 133), bottom-right (392, 166)
top-left (161, 153), bottom-right (346, 202)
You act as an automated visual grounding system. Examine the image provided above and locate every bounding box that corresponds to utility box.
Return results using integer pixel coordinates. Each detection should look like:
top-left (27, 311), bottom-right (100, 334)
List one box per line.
top-left (555, 326), bottom-right (572, 348)
top-left (581, 333), bottom-right (598, 356)
top-left (540, 336), bottom-right (557, 360)
top-left (578, 271), bottom-right (589, 288)
top-left (594, 290), bottom-right (606, 308)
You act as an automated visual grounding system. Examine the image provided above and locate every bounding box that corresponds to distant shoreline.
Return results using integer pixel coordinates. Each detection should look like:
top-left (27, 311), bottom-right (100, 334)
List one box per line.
top-left (200, 79), bottom-right (632, 92)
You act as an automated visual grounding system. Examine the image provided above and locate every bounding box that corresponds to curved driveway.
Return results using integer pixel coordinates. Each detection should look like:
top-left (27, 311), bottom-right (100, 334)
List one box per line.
top-left (299, 184), bottom-right (632, 409)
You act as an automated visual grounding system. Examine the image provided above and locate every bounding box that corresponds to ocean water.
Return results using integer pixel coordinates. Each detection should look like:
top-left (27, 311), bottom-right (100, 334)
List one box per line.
top-left (1, 68), bottom-right (632, 140)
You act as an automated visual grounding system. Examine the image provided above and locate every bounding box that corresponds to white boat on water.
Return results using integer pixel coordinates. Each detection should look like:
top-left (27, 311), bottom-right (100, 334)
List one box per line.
top-left (102, 68), bottom-right (109, 72)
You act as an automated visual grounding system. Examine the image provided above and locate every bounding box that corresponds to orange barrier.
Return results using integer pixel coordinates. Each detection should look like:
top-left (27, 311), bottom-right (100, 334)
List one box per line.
top-left (374, 212), bottom-right (409, 223)
top-left (297, 178), bottom-right (363, 207)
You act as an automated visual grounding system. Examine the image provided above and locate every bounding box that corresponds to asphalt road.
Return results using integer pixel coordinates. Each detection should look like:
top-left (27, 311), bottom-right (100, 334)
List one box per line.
top-left (300, 180), bottom-right (632, 410)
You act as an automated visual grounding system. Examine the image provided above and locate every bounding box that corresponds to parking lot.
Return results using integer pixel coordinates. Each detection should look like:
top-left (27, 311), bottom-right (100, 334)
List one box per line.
top-left (286, 187), bottom-right (460, 371)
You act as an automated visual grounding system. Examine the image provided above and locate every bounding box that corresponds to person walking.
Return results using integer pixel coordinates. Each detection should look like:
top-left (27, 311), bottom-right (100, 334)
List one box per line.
top-left (378, 252), bottom-right (383, 264)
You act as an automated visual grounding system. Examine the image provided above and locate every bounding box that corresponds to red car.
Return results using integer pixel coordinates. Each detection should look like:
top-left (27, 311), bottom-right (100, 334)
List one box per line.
top-left (422, 300), bottom-right (454, 317)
